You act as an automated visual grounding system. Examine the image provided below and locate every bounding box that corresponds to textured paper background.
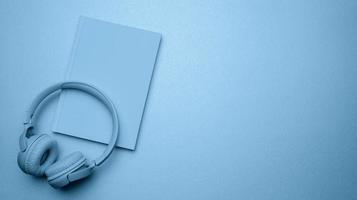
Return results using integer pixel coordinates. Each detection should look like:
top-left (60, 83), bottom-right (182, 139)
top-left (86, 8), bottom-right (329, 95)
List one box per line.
top-left (1, 1), bottom-right (357, 199)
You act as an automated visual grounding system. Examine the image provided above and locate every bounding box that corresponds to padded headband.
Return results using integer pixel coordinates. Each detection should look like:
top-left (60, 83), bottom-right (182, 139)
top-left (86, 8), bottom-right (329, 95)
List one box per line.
top-left (21, 81), bottom-right (119, 167)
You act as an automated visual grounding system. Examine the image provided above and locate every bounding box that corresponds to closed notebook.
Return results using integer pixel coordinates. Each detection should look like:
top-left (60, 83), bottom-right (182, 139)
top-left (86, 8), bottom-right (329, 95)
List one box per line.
top-left (53, 16), bottom-right (161, 150)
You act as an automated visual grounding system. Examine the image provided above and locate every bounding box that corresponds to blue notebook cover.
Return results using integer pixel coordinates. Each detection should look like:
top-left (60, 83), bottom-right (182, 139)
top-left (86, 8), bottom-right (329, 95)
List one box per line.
top-left (53, 16), bottom-right (161, 150)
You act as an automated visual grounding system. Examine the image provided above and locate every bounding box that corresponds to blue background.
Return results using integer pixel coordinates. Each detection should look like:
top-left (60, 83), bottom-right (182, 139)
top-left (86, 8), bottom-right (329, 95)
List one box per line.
top-left (0, 0), bottom-right (357, 199)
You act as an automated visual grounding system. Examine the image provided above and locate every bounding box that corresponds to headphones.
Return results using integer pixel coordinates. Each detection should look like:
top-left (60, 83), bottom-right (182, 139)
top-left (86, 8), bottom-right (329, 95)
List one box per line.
top-left (17, 81), bottom-right (119, 188)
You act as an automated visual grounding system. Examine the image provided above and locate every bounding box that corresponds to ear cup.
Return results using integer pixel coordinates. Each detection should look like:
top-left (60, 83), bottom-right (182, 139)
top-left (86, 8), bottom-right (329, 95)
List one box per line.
top-left (17, 134), bottom-right (58, 176)
top-left (17, 134), bottom-right (42, 173)
top-left (45, 151), bottom-right (87, 188)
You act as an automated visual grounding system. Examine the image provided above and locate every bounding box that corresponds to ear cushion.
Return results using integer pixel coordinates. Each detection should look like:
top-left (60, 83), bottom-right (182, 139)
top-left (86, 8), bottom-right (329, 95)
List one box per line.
top-left (18, 134), bottom-right (42, 173)
top-left (45, 151), bottom-right (86, 181)
top-left (17, 134), bottom-right (58, 177)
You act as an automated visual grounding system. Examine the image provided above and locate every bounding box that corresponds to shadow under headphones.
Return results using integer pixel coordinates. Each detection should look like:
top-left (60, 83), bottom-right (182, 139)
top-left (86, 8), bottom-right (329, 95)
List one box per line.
top-left (17, 81), bottom-right (119, 188)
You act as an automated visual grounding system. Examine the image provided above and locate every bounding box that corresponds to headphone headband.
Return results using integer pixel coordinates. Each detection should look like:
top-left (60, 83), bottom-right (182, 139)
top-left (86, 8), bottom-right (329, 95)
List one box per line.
top-left (21, 81), bottom-right (119, 167)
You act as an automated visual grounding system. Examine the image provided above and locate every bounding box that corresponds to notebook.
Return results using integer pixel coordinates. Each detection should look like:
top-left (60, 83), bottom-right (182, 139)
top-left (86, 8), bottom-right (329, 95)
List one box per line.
top-left (53, 16), bottom-right (161, 150)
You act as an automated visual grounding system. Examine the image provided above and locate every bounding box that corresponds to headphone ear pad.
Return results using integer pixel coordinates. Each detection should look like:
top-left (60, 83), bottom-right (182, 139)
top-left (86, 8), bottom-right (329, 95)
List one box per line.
top-left (17, 134), bottom-right (58, 177)
top-left (45, 151), bottom-right (87, 188)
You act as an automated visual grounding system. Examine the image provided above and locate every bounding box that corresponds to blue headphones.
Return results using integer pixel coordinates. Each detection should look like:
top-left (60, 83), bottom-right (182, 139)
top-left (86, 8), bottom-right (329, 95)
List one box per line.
top-left (17, 81), bottom-right (119, 188)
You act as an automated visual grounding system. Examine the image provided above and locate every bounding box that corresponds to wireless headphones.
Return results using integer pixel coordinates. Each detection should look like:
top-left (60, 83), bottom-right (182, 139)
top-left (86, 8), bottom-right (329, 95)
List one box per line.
top-left (17, 81), bottom-right (119, 188)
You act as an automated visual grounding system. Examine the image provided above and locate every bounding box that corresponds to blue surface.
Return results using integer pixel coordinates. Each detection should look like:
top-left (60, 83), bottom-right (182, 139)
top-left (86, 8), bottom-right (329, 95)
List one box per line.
top-left (53, 16), bottom-right (161, 150)
top-left (0, 0), bottom-right (357, 199)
